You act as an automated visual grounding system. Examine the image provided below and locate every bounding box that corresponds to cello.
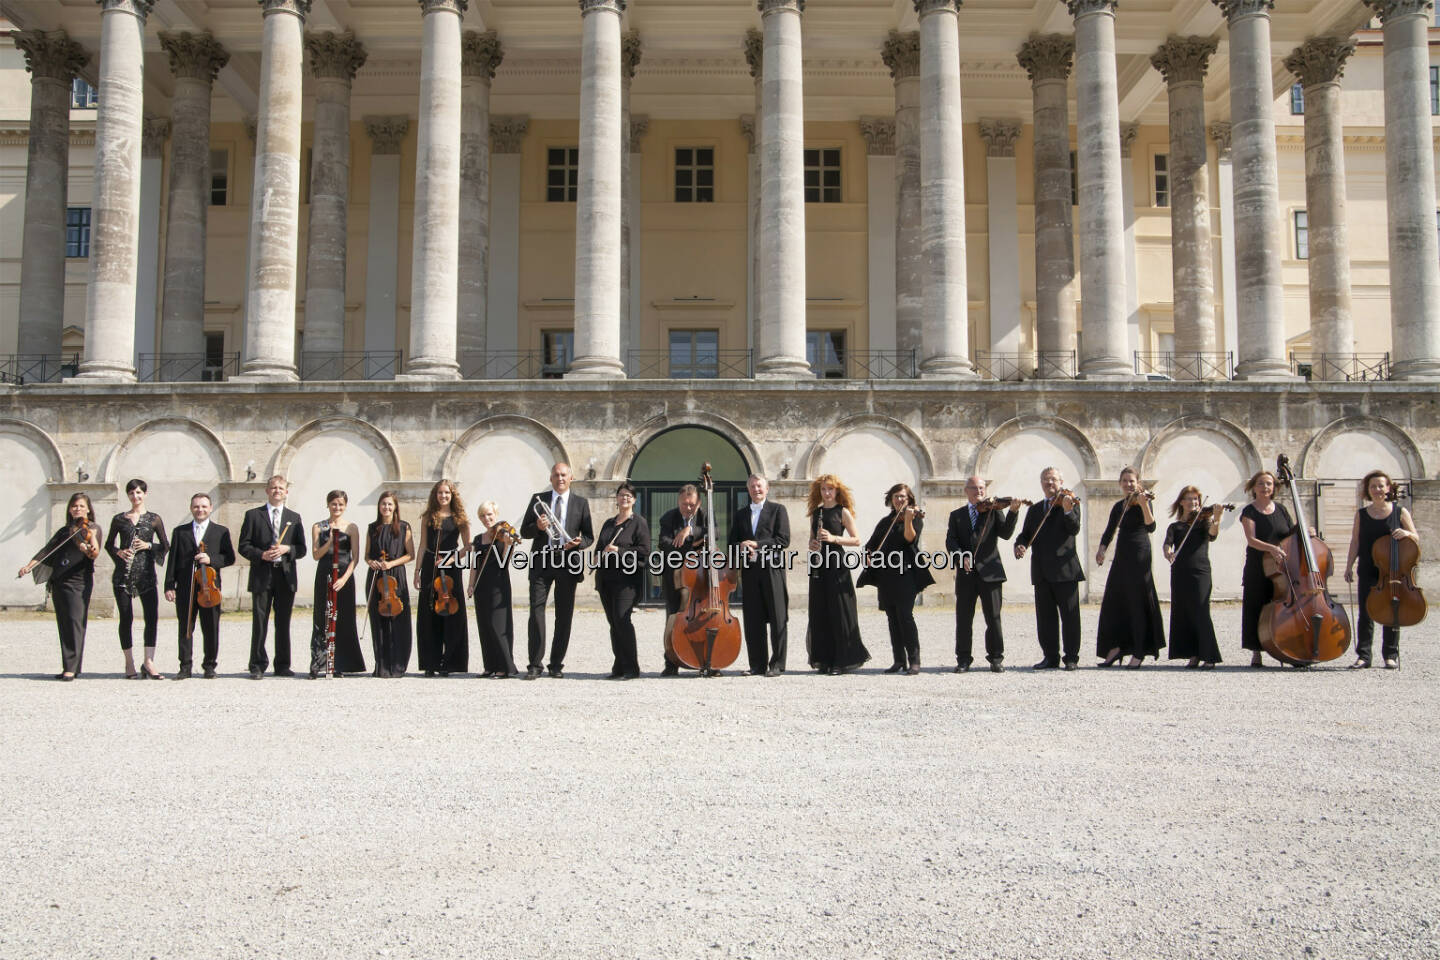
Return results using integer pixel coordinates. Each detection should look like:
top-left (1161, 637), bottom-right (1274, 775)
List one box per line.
top-left (667, 463), bottom-right (742, 676)
top-left (1364, 483), bottom-right (1427, 629)
top-left (1258, 454), bottom-right (1351, 666)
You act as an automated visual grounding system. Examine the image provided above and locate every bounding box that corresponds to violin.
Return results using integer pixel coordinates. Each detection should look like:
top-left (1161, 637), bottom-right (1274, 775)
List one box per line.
top-left (73, 518), bottom-right (100, 559)
top-left (192, 562), bottom-right (222, 608)
top-left (978, 496), bottom-right (1033, 513)
top-left (376, 550), bottom-right (403, 618)
top-left (667, 463), bottom-right (742, 676)
top-left (432, 566), bottom-right (459, 616)
top-left (1365, 485), bottom-right (1426, 629)
top-left (492, 520), bottom-right (519, 547)
top-left (1125, 488), bottom-right (1156, 505)
top-left (1191, 502), bottom-right (1235, 522)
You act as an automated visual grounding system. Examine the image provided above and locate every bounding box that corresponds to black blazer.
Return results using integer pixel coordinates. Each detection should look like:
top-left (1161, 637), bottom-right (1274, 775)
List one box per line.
top-left (859, 511), bottom-right (936, 594)
top-left (728, 500), bottom-right (790, 599)
top-left (946, 503), bottom-right (1019, 584)
top-left (1016, 499), bottom-right (1085, 585)
top-left (519, 489), bottom-right (594, 582)
top-left (238, 504), bottom-right (307, 591)
top-left (164, 521), bottom-right (237, 594)
top-left (658, 507), bottom-right (708, 559)
top-left (595, 514), bottom-right (651, 588)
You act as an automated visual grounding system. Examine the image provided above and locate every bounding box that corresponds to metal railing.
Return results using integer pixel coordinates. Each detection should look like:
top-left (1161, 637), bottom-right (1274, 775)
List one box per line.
top-left (847, 350), bottom-right (917, 379)
top-left (137, 352), bottom-right (240, 382)
top-left (460, 350), bottom-right (569, 380)
top-left (1133, 351), bottom-right (1234, 381)
top-left (300, 351), bottom-right (401, 381)
top-left (1291, 352), bottom-right (1391, 382)
top-left (973, 350), bottom-right (1077, 381)
top-left (1, 353), bottom-right (81, 384)
top-left (627, 349), bottom-right (753, 379)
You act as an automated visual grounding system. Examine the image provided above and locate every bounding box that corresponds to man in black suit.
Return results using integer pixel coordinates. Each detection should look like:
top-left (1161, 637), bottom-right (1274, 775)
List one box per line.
top-left (163, 492), bottom-right (236, 679)
top-left (657, 483), bottom-right (705, 676)
top-left (946, 475), bottom-right (1021, 673)
top-left (1014, 466), bottom-right (1084, 670)
top-left (518, 462), bottom-right (594, 679)
top-left (237, 475), bottom-right (306, 678)
top-left (728, 474), bottom-right (790, 676)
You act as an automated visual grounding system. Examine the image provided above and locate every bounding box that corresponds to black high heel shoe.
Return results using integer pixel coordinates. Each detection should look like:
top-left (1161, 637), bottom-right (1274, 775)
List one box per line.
top-left (1124, 656), bottom-right (1144, 670)
top-left (142, 662), bottom-right (165, 680)
top-left (1098, 649), bottom-right (1123, 668)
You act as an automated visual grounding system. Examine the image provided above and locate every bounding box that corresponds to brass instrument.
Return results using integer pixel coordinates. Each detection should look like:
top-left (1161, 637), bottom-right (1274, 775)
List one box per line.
top-left (533, 498), bottom-right (569, 549)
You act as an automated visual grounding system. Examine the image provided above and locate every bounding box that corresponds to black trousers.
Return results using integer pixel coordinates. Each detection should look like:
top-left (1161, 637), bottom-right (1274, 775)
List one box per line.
top-left (881, 575), bottom-right (920, 667)
top-left (740, 576), bottom-right (787, 674)
top-left (956, 576), bottom-right (1005, 665)
top-left (528, 573), bottom-right (577, 670)
top-left (600, 580), bottom-right (640, 675)
top-left (248, 564), bottom-right (295, 673)
top-left (1355, 570), bottom-right (1401, 662)
top-left (52, 573), bottom-right (91, 675)
top-left (1034, 580), bottom-right (1081, 665)
top-left (175, 589), bottom-right (221, 671)
top-left (115, 584), bottom-right (159, 650)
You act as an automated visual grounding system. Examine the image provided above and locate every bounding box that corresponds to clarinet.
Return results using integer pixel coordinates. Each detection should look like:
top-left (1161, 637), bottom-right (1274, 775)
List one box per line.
top-left (124, 514), bottom-right (152, 597)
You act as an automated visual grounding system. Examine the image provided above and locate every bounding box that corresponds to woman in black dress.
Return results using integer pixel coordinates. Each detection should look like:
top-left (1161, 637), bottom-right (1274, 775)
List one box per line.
top-left (104, 478), bottom-right (169, 679)
top-left (1240, 469), bottom-right (1294, 668)
top-left (365, 490), bottom-right (415, 678)
top-left (467, 500), bottom-right (518, 678)
top-left (1095, 466), bottom-right (1165, 668)
top-left (18, 492), bottom-right (102, 681)
top-left (1162, 485), bottom-right (1224, 669)
top-left (414, 479), bottom-right (470, 676)
top-left (860, 483), bottom-right (934, 675)
top-left (596, 482), bottom-right (652, 680)
top-left (309, 490), bottom-right (366, 678)
top-left (1343, 470), bottom-right (1420, 670)
top-left (806, 474), bottom-right (869, 674)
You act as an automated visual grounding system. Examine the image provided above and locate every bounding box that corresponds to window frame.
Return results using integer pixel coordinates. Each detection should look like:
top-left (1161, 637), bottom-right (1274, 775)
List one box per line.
top-left (70, 78), bottom-right (97, 109)
top-left (805, 329), bottom-right (847, 379)
top-left (673, 145), bottom-right (717, 204)
top-left (65, 206), bottom-right (91, 259)
top-left (209, 147), bottom-right (230, 207)
top-left (541, 328), bottom-right (575, 378)
top-left (1152, 151), bottom-right (1170, 208)
top-left (545, 146), bottom-right (581, 203)
top-left (1290, 83), bottom-right (1305, 115)
top-left (1294, 209), bottom-right (1309, 261)
top-left (668, 328), bottom-right (721, 378)
top-left (803, 146), bottom-right (843, 204)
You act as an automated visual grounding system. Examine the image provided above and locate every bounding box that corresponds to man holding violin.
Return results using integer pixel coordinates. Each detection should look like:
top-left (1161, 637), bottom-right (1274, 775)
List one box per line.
top-left (164, 493), bottom-right (236, 679)
top-left (1014, 467), bottom-right (1084, 670)
top-left (946, 476), bottom-right (1022, 673)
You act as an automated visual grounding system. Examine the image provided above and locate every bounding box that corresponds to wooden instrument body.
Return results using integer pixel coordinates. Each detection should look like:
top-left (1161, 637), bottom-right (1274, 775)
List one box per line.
top-left (376, 550), bottom-right (403, 618)
top-left (192, 563), bottom-right (222, 608)
top-left (666, 463), bottom-right (743, 673)
top-left (432, 570), bottom-right (459, 615)
top-left (1366, 527), bottom-right (1427, 629)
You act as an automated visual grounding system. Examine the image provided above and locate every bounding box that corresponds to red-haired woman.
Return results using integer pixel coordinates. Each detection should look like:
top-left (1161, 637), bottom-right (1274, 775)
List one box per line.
top-left (414, 479), bottom-right (470, 676)
top-left (806, 474), bottom-right (869, 674)
top-left (1239, 469), bottom-right (1294, 668)
top-left (1343, 470), bottom-right (1420, 670)
top-left (1163, 486), bottom-right (1223, 668)
top-left (18, 493), bottom-right (102, 680)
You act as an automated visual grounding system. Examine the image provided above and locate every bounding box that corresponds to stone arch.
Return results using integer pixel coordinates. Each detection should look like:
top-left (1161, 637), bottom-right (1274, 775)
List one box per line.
top-left (608, 411), bottom-right (763, 481)
top-left (0, 420), bottom-right (65, 606)
top-left (1300, 415), bottom-right (1426, 480)
top-left (103, 416), bottom-right (233, 483)
top-left (0, 418), bottom-right (64, 482)
top-left (972, 414), bottom-right (1100, 481)
top-left (1137, 415), bottom-right (1262, 481)
top-left (801, 414), bottom-right (935, 481)
top-left (802, 415), bottom-right (934, 522)
top-left (271, 416), bottom-right (402, 481)
top-left (441, 415), bottom-right (569, 480)
top-left (443, 415), bottom-right (570, 518)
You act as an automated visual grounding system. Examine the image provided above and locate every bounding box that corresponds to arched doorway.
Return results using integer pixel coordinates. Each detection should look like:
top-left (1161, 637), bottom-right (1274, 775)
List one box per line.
top-left (629, 425), bottom-right (751, 606)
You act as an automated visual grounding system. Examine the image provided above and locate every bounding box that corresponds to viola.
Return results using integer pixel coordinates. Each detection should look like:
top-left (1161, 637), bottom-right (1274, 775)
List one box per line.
top-left (376, 550), bottom-right (403, 618)
top-left (1365, 485), bottom-right (1426, 629)
top-left (667, 462), bottom-right (742, 676)
top-left (1258, 454), bottom-right (1351, 665)
top-left (192, 562), bottom-right (222, 608)
top-left (432, 567), bottom-right (459, 616)
top-left (978, 496), bottom-right (1033, 513)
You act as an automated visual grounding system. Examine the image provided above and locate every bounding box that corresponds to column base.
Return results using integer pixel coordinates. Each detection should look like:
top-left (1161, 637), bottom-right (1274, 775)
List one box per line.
top-left (231, 363), bottom-right (300, 383)
top-left (920, 356), bottom-right (977, 380)
top-left (1391, 358), bottom-right (1440, 381)
top-left (397, 358), bottom-right (461, 381)
top-left (1234, 358), bottom-right (1298, 382)
top-left (1078, 356), bottom-right (1136, 380)
top-left (65, 361), bottom-right (136, 384)
top-left (754, 355), bottom-right (814, 379)
top-left (564, 355), bottom-right (627, 380)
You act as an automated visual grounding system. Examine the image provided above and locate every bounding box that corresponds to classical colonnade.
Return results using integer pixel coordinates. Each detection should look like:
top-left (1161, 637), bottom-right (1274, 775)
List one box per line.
top-left (11, 0), bottom-right (1440, 382)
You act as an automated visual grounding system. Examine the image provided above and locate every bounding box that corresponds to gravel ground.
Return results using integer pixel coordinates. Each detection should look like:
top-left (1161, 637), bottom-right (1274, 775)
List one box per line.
top-left (1, 602), bottom-right (1436, 960)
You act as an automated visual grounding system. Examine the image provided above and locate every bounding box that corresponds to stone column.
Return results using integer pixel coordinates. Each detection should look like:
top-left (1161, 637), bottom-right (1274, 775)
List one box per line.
top-left (299, 31), bottom-right (366, 376)
top-left (402, 0), bottom-right (466, 379)
top-left (488, 116), bottom-right (528, 359)
top-left (1119, 122), bottom-right (1140, 358)
top-left (1017, 33), bottom-right (1076, 375)
top-left (1210, 121), bottom-right (1239, 363)
top-left (362, 116), bottom-right (406, 372)
top-left (1213, 0), bottom-right (1288, 379)
top-left (136, 117), bottom-right (167, 367)
top-left (883, 30), bottom-right (923, 363)
top-left (861, 117), bottom-right (898, 355)
top-left (755, 0), bottom-right (811, 379)
top-left (1284, 37), bottom-right (1357, 375)
top-left (980, 119), bottom-right (1023, 356)
top-left (566, 0), bottom-right (627, 380)
top-left (158, 32), bottom-right (229, 363)
top-left (1364, 0), bottom-right (1440, 379)
top-left (743, 28), bottom-right (764, 357)
top-left (620, 30), bottom-right (641, 366)
top-left (74, 0), bottom-right (155, 383)
top-left (1151, 36), bottom-right (1218, 372)
top-left (1067, 0), bottom-right (1130, 378)
top-left (236, 0), bottom-right (310, 383)
top-left (13, 31), bottom-right (88, 359)
top-left (626, 114), bottom-right (648, 363)
top-left (458, 30), bottom-right (502, 366)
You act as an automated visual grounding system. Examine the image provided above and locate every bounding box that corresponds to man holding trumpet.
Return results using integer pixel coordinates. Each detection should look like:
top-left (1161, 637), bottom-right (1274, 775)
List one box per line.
top-left (519, 462), bottom-right (594, 679)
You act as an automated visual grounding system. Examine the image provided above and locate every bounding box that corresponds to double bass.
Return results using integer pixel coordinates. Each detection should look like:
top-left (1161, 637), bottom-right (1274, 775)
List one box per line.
top-left (1258, 455), bottom-right (1351, 666)
top-left (1364, 484), bottom-right (1426, 629)
top-left (666, 463), bottom-right (742, 676)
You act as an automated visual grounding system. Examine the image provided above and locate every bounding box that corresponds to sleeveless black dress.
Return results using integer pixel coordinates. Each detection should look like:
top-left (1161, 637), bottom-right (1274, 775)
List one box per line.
top-left (1164, 519), bottom-right (1221, 662)
top-left (366, 521), bottom-right (413, 677)
top-left (310, 526), bottom-right (366, 675)
top-left (417, 515), bottom-right (469, 674)
top-left (806, 504), bottom-right (869, 672)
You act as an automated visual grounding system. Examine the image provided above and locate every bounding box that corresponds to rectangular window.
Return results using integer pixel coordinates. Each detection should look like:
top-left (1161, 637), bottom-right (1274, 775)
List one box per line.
top-left (1070, 150), bottom-right (1078, 206)
top-left (65, 207), bottom-right (91, 258)
top-left (546, 147), bottom-right (580, 203)
top-left (669, 330), bottom-right (720, 378)
top-left (542, 330), bottom-right (574, 378)
top-left (1153, 153), bottom-right (1169, 208)
top-left (806, 330), bottom-right (846, 379)
top-left (674, 147), bottom-right (715, 203)
top-left (1431, 66), bottom-right (1438, 115)
top-left (70, 78), bottom-right (97, 109)
top-left (803, 148), bottom-right (842, 203)
top-left (210, 148), bottom-right (228, 206)
top-left (1294, 210), bottom-right (1309, 260)
top-left (301, 147), bottom-right (312, 205)
top-left (1291, 83), bottom-right (1305, 115)
top-left (202, 331), bottom-right (226, 382)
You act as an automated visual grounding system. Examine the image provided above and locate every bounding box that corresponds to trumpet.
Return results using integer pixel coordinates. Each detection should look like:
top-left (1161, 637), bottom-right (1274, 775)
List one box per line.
top-left (533, 498), bottom-right (569, 549)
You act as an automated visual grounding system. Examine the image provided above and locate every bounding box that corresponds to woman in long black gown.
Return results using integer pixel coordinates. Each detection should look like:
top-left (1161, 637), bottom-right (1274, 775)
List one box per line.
top-left (1163, 485), bottom-right (1224, 669)
top-left (1343, 470), bottom-right (1421, 670)
top-left (18, 492), bottom-right (102, 681)
top-left (310, 490), bottom-right (366, 678)
top-left (365, 490), bottom-right (414, 677)
top-left (859, 483), bottom-right (934, 675)
top-left (1239, 469), bottom-right (1294, 668)
top-left (467, 500), bottom-right (518, 678)
top-left (1095, 466), bottom-right (1165, 668)
top-left (104, 478), bottom-right (169, 679)
top-left (414, 479), bottom-right (470, 676)
top-left (806, 474), bottom-right (869, 674)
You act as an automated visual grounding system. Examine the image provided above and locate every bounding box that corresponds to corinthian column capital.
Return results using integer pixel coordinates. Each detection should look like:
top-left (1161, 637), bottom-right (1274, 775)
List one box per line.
top-left (757, 0), bottom-right (804, 14)
top-left (141, 116), bottom-right (169, 157)
top-left (743, 28), bottom-right (764, 78)
top-left (1284, 36), bottom-right (1358, 87)
top-left (913, 0), bottom-right (960, 15)
top-left (365, 115), bottom-right (409, 154)
top-left (622, 30), bottom-right (643, 80)
top-left (1208, 121), bottom-right (1232, 159)
top-left (860, 117), bottom-right (896, 155)
top-left (1016, 33), bottom-right (1074, 82)
top-left (1066, 0), bottom-right (1117, 16)
top-left (461, 30), bottom-right (504, 79)
top-left (258, 0), bottom-right (312, 17)
top-left (1361, 0), bottom-right (1433, 22)
top-left (13, 30), bottom-right (90, 82)
top-left (1212, 0), bottom-right (1274, 23)
top-left (882, 31), bottom-right (921, 81)
top-left (489, 115), bottom-right (529, 153)
top-left (980, 119), bottom-right (1022, 157)
top-left (579, 0), bottom-right (626, 13)
top-left (305, 30), bottom-right (367, 81)
top-left (1150, 35), bottom-right (1218, 85)
top-left (160, 31), bottom-right (230, 82)
top-left (98, 0), bottom-right (157, 19)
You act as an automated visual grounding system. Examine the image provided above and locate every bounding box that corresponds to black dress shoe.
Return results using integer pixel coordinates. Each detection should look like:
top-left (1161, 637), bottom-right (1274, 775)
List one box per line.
top-left (954, 663), bottom-right (971, 673)
top-left (249, 669), bottom-right (263, 680)
top-left (606, 670), bottom-right (624, 680)
top-left (1032, 660), bottom-right (1060, 670)
top-left (173, 668), bottom-right (191, 681)
top-left (661, 662), bottom-right (679, 676)
top-left (990, 662), bottom-right (1005, 673)
top-left (884, 663), bottom-right (905, 674)
top-left (1061, 661), bottom-right (1078, 671)
top-left (904, 665), bottom-right (920, 675)
top-left (764, 666), bottom-right (780, 677)
top-left (548, 667), bottom-right (564, 678)
top-left (202, 668), bottom-right (217, 679)
top-left (523, 666), bottom-right (541, 680)
top-left (274, 668), bottom-right (295, 677)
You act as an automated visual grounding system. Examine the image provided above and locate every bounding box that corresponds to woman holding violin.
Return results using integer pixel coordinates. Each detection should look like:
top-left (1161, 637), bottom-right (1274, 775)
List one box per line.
top-left (104, 478), bottom-right (169, 679)
top-left (1239, 469), bottom-right (1295, 668)
top-left (1094, 467), bottom-right (1165, 668)
top-left (365, 491), bottom-right (415, 677)
top-left (806, 474), bottom-right (869, 675)
top-left (1343, 470), bottom-right (1421, 670)
top-left (309, 490), bottom-right (366, 678)
top-left (468, 500), bottom-right (519, 678)
top-left (1162, 487), bottom-right (1228, 668)
top-left (596, 482), bottom-right (652, 680)
top-left (860, 483), bottom-right (933, 674)
top-left (19, 492), bottom-right (102, 680)
top-left (414, 479), bottom-right (470, 676)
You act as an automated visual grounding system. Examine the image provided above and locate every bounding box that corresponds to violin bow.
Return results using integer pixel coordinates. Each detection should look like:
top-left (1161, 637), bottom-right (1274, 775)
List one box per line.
top-left (1169, 498), bottom-right (1209, 565)
top-left (357, 558), bottom-right (381, 645)
top-left (22, 521), bottom-right (96, 577)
